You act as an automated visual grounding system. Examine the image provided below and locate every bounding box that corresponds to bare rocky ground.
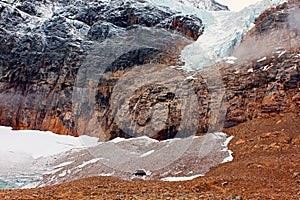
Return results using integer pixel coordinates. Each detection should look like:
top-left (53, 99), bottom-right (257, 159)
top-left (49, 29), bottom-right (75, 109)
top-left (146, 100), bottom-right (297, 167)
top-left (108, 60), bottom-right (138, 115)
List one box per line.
top-left (1, 112), bottom-right (299, 199)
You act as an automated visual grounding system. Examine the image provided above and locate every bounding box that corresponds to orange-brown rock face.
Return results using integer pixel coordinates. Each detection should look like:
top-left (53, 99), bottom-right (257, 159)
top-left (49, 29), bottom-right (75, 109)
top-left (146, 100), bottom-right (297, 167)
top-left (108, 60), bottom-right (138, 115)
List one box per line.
top-left (224, 1), bottom-right (300, 127)
top-left (222, 50), bottom-right (300, 128)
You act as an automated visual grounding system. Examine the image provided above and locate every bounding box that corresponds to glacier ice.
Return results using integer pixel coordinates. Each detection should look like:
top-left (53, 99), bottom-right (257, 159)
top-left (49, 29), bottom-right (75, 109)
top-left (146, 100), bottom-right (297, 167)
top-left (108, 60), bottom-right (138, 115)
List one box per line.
top-left (149, 0), bottom-right (286, 71)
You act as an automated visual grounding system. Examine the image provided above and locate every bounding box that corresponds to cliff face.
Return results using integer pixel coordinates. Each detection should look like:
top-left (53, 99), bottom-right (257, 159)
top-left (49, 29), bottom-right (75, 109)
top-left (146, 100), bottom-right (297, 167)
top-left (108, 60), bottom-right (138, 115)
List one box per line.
top-left (225, 1), bottom-right (300, 127)
top-left (223, 51), bottom-right (300, 128)
top-left (0, 0), bottom-right (204, 138)
top-left (0, 0), bottom-right (299, 140)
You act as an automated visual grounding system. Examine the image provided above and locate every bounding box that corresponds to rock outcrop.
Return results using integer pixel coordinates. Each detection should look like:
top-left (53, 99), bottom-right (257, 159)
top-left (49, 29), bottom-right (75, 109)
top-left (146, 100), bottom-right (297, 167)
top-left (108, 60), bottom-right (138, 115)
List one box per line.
top-left (225, 1), bottom-right (300, 127)
top-left (222, 50), bottom-right (300, 128)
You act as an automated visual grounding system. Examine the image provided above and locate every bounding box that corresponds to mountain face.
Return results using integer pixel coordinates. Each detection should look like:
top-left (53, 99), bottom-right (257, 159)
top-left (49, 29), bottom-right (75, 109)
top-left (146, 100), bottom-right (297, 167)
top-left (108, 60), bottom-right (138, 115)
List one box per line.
top-left (0, 0), bottom-right (299, 140)
top-left (0, 0), bottom-right (204, 138)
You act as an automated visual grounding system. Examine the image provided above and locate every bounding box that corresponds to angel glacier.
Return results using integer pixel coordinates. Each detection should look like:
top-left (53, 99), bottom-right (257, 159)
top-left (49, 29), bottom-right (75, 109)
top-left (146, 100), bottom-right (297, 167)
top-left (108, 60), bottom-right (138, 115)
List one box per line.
top-left (149, 0), bottom-right (286, 70)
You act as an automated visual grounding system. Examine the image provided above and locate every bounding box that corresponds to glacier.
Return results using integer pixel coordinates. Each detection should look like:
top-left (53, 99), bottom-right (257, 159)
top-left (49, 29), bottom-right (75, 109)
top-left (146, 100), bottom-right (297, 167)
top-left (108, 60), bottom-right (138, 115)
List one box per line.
top-left (0, 126), bottom-right (99, 189)
top-left (149, 0), bottom-right (286, 71)
top-left (0, 126), bottom-right (233, 189)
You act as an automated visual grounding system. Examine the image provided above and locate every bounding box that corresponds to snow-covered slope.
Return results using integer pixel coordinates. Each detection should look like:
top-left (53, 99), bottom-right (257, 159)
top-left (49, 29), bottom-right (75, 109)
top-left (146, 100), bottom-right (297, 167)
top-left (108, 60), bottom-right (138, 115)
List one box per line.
top-left (216, 0), bottom-right (261, 11)
top-left (0, 127), bottom-right (99, 189)
top-left (0, 127), bottom-right (98, 159)
top-left (38, 132), bottom-right (233, 186)
top-left (0, 126), bottom-right (233, 189)
top-left (176, 0), bottom-right (228, 11)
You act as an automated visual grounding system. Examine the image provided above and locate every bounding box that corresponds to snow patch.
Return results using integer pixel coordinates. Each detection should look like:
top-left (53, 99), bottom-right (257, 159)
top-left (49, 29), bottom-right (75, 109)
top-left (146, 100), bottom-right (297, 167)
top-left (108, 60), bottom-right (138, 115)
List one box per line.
top-left (99, 173), bottom-right (114, 177)
top-left (278, 50), bottom-right (286, 58)
top-left (263, 65), bottom-right (270, 71)
top-left (223, 135), bottom-right (234, 147)
top-left (109, 136), bottom-right (159, 144)
top-left (221, 136), bottom-right (234, 163)
top-left (185, 75), bottom-right (197, 80)
top-left (257, 56), bottom-right (267, 62)
top-left (140, 150), bottom-right (155, 157)
top-left (222, 149), bottom-right (233, 163)
top-left (224, 56), bottom-right (238, 64)
top-left (161, 174), bottom-right (204, 181)
top-left (76, 158), bottom-right (101, 169)
top-left (52, 161), bottom-right (74, 169)
top-left (109, 137), bottom-right (127, 143)
top-left (58, 170), bottom-right (67, 177)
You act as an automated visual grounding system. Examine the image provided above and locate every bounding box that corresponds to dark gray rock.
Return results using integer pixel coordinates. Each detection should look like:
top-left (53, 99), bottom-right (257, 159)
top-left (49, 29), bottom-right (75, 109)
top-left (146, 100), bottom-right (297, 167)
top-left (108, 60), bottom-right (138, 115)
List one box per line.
top-left (87, 21), bottom-right (124, 42)
top-left (0, 0), bottom-right (203, 137)
top-left (16, 1), bottom-right (37, 16)
top-left (157, 15), bottom-right (204, 40)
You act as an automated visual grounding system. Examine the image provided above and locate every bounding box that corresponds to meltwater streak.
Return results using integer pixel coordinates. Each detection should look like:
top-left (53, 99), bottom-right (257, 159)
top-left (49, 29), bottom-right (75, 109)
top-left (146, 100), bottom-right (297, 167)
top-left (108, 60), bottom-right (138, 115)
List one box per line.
top-left (149, 0), bottom-right (285, 71)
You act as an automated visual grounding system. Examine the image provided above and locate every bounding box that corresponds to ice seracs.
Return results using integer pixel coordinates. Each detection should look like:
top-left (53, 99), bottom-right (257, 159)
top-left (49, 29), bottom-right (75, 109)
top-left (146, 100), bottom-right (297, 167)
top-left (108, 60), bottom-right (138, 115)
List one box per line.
top-left (149, 0), bottom-right (286, 71)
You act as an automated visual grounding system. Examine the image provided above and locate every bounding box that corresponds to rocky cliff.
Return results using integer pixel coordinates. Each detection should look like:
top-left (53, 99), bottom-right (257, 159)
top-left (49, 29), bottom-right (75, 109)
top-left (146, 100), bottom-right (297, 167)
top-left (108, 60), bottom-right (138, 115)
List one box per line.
top-left (0, 0), bottom-right (204, 138)
top-left (0, 0), bottom-right (299, 140)
top-left (224, 1), bottom-right (300, 127)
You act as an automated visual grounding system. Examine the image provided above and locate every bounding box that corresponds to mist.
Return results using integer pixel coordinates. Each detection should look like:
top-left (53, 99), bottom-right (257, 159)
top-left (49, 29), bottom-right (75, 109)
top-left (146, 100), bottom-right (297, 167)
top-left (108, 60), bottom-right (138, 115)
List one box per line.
top-left (288, 8), bottom-right (300, 31)
top-left (232, 8), bottom-right (300, 62)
